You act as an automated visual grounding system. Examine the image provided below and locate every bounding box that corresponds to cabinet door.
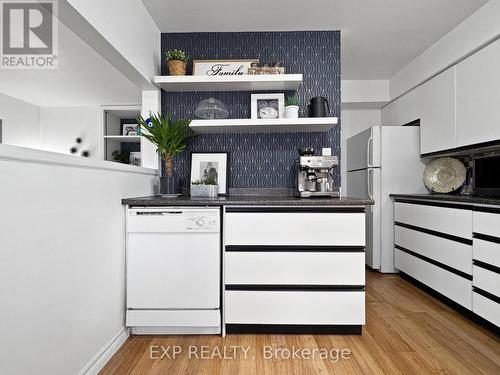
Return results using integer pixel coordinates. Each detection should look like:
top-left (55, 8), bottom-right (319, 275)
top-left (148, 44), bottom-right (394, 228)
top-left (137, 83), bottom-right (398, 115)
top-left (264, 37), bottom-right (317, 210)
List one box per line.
top-left (381, 100), bottom-right (398, 126)
top-left (396, 86), bottom-right (421, 126)
top-left (382, 87), bottom-right (421, 127)
top-left (420, 67), bottom-right (456, 154)
top-left (456, 39), bottom-right (500, 147)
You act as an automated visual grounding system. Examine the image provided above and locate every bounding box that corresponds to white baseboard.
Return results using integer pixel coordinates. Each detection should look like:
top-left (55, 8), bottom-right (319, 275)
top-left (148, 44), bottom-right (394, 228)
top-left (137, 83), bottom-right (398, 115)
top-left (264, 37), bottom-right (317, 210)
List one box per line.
top-left (78, 327), bottom-right (129, 375)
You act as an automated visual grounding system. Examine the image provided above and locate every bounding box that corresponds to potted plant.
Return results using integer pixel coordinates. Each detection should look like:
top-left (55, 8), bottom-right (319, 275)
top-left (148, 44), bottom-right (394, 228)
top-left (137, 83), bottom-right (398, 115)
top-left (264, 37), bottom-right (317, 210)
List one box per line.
top-left (137, 112), bottom-right (194, 196)
top-left (166, 49), bottom-right (188, 76)
top-left (285, 96), bottom-right (300, 118)
top-left (190, 177), bottom-right (218, 198)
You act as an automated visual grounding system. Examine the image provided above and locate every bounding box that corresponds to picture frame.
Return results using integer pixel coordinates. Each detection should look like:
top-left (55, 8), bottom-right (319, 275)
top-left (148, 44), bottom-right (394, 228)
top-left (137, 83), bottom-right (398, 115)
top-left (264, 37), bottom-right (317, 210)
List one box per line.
top-left (122, 124), bottom-right (139, 136)
top-left (192, 59), bottom-right (259, 76)
top-left (251, 93), bottom-right (285, 120)
top-left (189, 152), bottom-right (229, 196)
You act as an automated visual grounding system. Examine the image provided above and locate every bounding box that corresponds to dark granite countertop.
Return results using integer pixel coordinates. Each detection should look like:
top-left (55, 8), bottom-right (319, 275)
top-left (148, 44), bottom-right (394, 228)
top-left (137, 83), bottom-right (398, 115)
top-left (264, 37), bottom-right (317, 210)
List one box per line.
top-left (122, 195), bottom-right (374, 207)
top-left (390, 193), bottom-right (500, 206)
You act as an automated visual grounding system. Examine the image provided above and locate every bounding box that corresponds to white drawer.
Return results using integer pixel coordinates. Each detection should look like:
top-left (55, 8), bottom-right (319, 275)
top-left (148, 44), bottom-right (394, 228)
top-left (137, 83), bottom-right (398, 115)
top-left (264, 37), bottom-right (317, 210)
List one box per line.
top-left (473, 292), bottom-right (500, 327)
top-left (474, 210), bottom-right (500, 238)
top-left (225, 209), bottom-right (365, 246)
top-left (473, 238), bottom-right (500, 268)
top-left (225, 290), bottom-right (365, 325)
top-left (225, 251), bottom-right (365, 285)
top-left (473, 265), bottom-right (500, 297)
top-left (395, 202), bottom-right (472, 239)
top-left (395, 225), bottom-right (472, 274)
top-left (395, 249), bottom-right (472, 309)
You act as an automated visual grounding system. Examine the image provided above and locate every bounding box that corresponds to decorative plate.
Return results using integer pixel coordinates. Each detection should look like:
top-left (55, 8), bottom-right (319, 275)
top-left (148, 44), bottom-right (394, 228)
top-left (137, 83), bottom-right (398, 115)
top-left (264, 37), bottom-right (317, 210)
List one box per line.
top-left (423, 157), bottom-right (466, 193)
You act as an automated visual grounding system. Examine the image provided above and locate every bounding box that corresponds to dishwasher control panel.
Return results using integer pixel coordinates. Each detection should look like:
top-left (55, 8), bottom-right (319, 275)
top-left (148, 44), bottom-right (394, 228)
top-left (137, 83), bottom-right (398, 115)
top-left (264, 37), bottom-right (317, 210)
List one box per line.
top-left (128, 208), bottom-right (220, 233)
top-left (185, 212), bottom-right (219, 230)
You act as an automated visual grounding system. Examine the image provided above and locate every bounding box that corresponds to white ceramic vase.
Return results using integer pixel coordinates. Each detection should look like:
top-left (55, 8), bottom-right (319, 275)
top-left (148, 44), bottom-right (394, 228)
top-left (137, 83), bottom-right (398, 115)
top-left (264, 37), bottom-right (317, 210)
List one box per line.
top-left (285, 105), bottom-right (299, 118)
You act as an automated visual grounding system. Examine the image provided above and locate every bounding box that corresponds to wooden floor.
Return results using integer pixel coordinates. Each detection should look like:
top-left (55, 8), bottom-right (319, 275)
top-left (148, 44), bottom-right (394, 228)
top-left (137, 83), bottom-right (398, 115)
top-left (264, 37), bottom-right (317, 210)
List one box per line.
top-left (100, 272), bottom-right (500, 375)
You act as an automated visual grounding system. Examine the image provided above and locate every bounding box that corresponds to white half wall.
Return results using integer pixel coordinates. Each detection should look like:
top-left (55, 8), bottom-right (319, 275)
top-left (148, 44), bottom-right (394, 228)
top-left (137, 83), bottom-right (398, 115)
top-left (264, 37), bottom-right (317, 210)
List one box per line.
top-left (39, 107), bottom-right (101, 158)
top-left (0, 145), bottom-right (157, 375)
top-left (0, 93), bottom-right (40, 149)
top-left (390, 0), bottom-right (500, 99)
top-left (341, 108), bottom-right (382, 194)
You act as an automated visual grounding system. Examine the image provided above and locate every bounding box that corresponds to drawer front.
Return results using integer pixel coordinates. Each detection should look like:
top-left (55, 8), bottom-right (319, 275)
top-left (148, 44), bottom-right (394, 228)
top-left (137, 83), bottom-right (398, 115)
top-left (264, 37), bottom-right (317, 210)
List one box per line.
top-left (225, 290), bottom-right (365, 325)
top-left (395, 202), bottom-right (472, 240)
top-left (473, 238), bottom-right (500, 268)
top-left (225, 252), bottom-right (365, 285)
top-left (474, 211), bottom-right (500, 238)
top-left (225, 211), bottom-right (365, 246)
top-left (395, 225), bottom-right (472, 274)
top-left (395, 249), bottom-right (472, 309)
top-left (473, 292), bottom-right (500, 327)
top-left (473, 265), bottom-right (500, 297)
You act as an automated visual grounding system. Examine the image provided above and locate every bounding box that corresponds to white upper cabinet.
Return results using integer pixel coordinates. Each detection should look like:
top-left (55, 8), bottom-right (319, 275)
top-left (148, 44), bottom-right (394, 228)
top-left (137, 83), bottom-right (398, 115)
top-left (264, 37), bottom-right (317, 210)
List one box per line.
top-left (420, 67), bottom-right (456, 155)
top-left (382, 86), bottom-right (421, 127)
top-left (456, 38), bottom-right (500, 148)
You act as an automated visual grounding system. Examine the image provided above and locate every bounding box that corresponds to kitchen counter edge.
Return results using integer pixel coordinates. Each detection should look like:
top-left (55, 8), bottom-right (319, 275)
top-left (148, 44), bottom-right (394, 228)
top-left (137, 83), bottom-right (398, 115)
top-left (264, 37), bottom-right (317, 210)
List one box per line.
top-left (122, 196), bottom-right (374, 207)
top-left (390, 193), bottom-right (500, 206)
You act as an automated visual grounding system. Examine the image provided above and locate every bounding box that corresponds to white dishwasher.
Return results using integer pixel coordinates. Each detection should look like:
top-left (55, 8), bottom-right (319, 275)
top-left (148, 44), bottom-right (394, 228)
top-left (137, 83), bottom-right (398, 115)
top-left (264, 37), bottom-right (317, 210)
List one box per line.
top-left (126, 207), bottom-right (221, 335)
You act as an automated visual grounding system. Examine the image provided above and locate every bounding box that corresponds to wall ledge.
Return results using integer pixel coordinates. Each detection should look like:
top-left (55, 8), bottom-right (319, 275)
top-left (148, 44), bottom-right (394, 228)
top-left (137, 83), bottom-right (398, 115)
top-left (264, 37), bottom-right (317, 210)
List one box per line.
top-left (0, 144), bottom-right (158, 176)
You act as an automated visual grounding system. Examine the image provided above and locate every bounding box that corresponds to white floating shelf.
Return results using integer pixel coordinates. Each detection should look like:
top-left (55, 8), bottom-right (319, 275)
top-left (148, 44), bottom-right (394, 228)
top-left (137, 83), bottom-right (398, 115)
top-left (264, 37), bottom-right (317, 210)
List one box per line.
top-left (103, 135), bottom-right (141, 142)
top-left (189, 117), bottom-right (338, 134)
top-left (153, 74), bottom-right (303, 92)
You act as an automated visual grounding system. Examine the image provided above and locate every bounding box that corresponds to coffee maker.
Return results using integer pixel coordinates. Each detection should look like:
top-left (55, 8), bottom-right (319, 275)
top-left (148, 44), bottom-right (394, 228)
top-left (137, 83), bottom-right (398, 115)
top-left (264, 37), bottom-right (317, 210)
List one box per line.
top-left (295, 148), bottom-right (340, 198)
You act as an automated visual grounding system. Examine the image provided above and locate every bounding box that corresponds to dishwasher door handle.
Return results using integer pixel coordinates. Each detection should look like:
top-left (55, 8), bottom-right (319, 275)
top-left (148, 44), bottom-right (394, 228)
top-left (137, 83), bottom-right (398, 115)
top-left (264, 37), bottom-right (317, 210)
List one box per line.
top-left (135, 211), bottom-right (183, 216)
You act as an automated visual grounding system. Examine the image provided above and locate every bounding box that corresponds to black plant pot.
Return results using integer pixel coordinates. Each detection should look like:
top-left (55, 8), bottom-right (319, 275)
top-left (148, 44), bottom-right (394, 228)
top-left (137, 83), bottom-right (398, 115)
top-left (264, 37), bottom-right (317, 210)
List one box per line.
top-left (159, 176), bottom-right (179, 196)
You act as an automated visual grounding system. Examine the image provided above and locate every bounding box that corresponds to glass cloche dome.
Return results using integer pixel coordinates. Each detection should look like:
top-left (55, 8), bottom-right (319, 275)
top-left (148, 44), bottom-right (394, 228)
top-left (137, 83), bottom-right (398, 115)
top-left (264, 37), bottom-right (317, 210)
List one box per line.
top-left (194, 97), bottom-right (229, 119)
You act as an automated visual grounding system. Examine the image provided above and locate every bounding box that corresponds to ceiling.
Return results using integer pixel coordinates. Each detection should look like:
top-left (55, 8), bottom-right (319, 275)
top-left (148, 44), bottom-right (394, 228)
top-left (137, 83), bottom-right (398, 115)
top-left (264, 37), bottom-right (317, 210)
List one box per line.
top-left (0, 19), bottom-right (141, 107)
top-left (142, 0), bottom-right (488, 79)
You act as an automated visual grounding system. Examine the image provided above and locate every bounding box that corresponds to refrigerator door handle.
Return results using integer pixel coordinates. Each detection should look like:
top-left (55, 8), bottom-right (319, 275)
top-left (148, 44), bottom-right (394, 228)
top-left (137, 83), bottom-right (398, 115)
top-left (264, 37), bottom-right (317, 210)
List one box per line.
top-left (366, 136), bottom-right (373, 168)
top-left (367, 168), bottom-right (373, 199)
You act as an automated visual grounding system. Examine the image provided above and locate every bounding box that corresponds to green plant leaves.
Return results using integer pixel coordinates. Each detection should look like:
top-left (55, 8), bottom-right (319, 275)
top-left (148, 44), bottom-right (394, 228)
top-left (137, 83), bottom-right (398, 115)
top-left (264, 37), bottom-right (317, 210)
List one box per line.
top-left (137, 112), bottom-right (195, 160)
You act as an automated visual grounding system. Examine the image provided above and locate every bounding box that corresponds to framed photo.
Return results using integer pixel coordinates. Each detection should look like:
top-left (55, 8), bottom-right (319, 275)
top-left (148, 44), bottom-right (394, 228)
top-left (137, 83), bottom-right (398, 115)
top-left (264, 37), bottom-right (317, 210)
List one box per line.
top-left (190, 152), bottom-right (229, 196)
top-left (193, 59), bottom-right (259, 76)
top-left (251, 93), bottom-right (285, 119)
top-left (122, 124), bottom-right (139, 136)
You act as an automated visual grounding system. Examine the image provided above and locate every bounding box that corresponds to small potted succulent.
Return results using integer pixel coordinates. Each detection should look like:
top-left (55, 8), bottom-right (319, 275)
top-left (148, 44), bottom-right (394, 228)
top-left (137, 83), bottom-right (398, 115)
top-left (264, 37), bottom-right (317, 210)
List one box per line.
top-left (190, 177), bottom-right (218, 198)
top-left (137, 112), bottom-right (194, 196)
top-left (166, 49), bottom-right (188, 76)
top-left (285, 96), bottom-right (300, 118)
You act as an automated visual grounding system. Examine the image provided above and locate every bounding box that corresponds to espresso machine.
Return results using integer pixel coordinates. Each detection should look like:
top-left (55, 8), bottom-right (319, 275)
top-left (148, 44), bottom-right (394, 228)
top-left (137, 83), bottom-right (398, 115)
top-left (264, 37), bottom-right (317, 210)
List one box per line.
top-left (295, 148), bottom-right (340, 198)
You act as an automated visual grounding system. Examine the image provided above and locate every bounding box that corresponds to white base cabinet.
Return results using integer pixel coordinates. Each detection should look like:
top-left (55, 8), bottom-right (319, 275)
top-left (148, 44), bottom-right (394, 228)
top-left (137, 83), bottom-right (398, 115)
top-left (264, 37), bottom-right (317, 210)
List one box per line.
top-left (225, 290), bottom-right (365, 325)
top-left (393, 198), bottom-right (500, 332)
top-left (223, 206), bottom-right (366, 334)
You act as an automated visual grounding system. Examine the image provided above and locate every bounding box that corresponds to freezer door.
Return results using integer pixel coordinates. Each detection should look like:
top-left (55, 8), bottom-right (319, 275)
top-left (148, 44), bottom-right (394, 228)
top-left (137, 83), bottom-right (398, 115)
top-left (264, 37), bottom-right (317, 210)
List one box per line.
top-left (347, 126), bottom-right (381, 171)
top-left (347, 169), bottom-right (381, 269)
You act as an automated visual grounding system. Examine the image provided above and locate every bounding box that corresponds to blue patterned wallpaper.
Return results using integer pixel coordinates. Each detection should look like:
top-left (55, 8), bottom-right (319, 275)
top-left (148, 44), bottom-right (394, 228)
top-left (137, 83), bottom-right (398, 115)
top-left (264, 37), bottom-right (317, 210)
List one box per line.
top-left (161, 31), bottom-right (341, 188)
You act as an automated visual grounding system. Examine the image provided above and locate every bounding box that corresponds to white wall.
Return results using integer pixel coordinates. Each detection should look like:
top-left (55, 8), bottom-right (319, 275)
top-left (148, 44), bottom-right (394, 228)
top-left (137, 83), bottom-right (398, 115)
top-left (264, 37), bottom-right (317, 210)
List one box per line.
top-left (341, 108), bottom-right (382, 194)
top-left (65, 0), bottom-right (160, 86)
top-left (39, 107), bottom-right (101, 158)
top-left (0, 145), bottom-right (157, 375)
top-left (0, 93), bottom-right (40, 149)
top-left (390, 0), bottom-right (500, 99)
top-left (0, 18), bottom-right (141, 107)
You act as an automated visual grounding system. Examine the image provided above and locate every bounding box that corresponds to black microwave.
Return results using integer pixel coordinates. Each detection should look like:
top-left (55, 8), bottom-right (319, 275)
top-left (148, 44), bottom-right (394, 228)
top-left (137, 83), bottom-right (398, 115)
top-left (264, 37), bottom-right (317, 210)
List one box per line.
top-left (472, 155), bottom-right (500, 197)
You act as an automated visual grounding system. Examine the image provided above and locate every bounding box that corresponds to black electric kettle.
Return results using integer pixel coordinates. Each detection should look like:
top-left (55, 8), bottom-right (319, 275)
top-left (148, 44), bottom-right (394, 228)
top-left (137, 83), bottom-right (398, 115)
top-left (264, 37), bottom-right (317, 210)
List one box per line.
top-left (307, 96), bottom-right (330, 117)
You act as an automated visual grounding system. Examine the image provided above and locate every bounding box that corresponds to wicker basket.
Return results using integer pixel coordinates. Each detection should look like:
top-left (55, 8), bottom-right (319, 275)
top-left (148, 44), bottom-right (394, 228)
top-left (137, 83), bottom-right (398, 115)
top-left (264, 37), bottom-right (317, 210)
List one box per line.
top-left (167, 60), bottom-right (187, 76)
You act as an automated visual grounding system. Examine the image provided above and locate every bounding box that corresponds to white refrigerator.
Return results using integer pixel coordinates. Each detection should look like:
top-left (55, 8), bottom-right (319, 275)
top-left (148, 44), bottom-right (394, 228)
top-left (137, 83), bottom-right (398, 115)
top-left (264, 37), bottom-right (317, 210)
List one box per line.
top-left (346, 126), bottom-right (426, 273)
